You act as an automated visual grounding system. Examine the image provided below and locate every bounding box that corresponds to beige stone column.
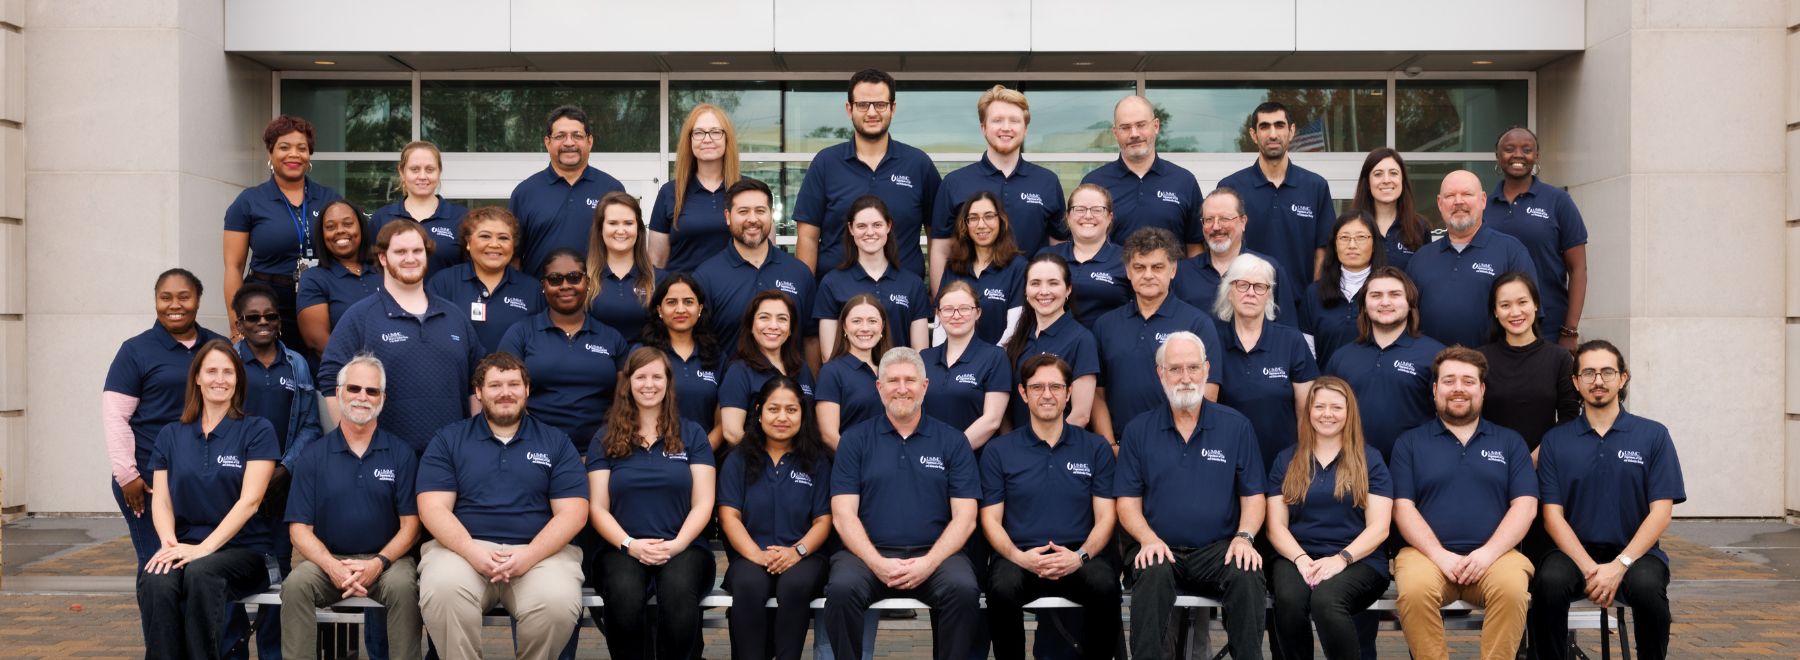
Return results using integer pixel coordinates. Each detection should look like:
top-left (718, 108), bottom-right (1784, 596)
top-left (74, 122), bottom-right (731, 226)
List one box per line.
top-left (0, 1), bottom-right (26, 523)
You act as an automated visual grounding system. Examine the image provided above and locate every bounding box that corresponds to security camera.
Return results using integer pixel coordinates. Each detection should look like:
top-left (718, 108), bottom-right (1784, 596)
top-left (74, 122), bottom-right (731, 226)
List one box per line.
top-left (1403, 66), bottom-right (1424, 77)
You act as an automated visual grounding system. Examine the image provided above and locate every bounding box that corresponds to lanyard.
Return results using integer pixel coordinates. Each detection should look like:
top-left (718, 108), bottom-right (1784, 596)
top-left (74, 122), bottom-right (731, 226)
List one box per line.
top-left (283, 184), bottom-right (312, 260)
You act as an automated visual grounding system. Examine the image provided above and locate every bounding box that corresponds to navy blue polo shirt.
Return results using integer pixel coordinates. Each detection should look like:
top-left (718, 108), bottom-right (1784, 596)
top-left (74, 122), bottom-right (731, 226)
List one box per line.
top-left (1116, 403), bottom-right (1264, 548)
top-left (692, 246), bottom-right (818, 355)
top-left (318, 289), bottom-right (485, 454)
top-left (1266, 445), bottom-right (1394, 577)
top-left (719, 360), bottom-right (816, 411)
top-left (1214, 320), bottom-right (1319, 467)
top-left (417, 414), bottom-right (588, 545)
top-left (1297, 282), bottom-right (1360, 368)
top-left (813, 263), bottom-right (930, 348)
top-left (508, 165), bottom-right (627, 275)
top-left (588, 265), bottom-right (663, 343)
top-left (932, 154), bottom-right (1068, 255)
top-left (1171, 249), bottom-right (1300, 328)
top-left (1322, 333), bottom-right (1445, 459)
top-left (1092, 298), bottom-right (1225, 433)
top-left (1006, 314), bottom-right (1101, 427)
top-left (104, 323), bottom-right (228, 473)
top-left (497, 312), bottom-right (630, 448)
top-left (297, 260), bottom-right (382, 329)
top-left (718, 450), bottom-right (833, 549)
top-left (146, 416), bottom-right (281, 554)
top-left (920, 340), bottom-right (1012, 432)
top-left (817, 355), bottom-right (883, 433)
top-left (223, 177), bottom-right (344, 275)
top-left (1080, 157), bottom-right (1205, 245)
top-left (662, 347), bottom-right (721, 432)
top-left (1391, 419), bottom-right (1538, 554)
top-left (371, 196), bottom-right (469, 277)
top-left (284, 428), bottom-right (419, 556)
top-left (1405, 227), bottom-right (1539, 349)
top-left (1042, 242), bottom-right (1131, 328)
top-left (587, 419), bottom-right (714, 541)
top-left (794, 140), bottom-right (941, 277)
top-left (649, 178), bottom-right (731, 274)
top-left (940, 256), bottom-right (1026, 345)
top-left (1485, 178), bottom-right (1588, 337)
top-left (831, 415), bottom-right (980, 549)
top-left (235, 341), bottom-right (300, 451)
top-left (426, 263), bottom-right (545, 353)
top-left (1538, 412), bottom-right (1686, 565)
top-left (1382, 222), bottom-right (1437, 271)
top-left (979, 423), bottom-right (1116, 549)
top-left (1216, 160), bottom-right (1335, 288)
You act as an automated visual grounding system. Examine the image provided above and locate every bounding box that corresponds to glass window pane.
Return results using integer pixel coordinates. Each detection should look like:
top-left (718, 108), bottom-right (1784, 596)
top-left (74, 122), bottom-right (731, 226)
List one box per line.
top-left (421, 81), bottom-right (658, 153)
top-left (1016, 82), bottom-right (1138, 154)
top-left (1396, 80), bottom-right (1528, 153)
top-left (307, 161), bottom-right (400, 213)
top-left (669, 82), bottom-right (782, 154)
top-left (279, 79), bottom-right (412, 153)
top-left (1404, 159), bottom-right (1493, 228)
top-left (786, 82), bottom-right (1001, 154)
top-left (1146, 81), bottom-right (1385, 153)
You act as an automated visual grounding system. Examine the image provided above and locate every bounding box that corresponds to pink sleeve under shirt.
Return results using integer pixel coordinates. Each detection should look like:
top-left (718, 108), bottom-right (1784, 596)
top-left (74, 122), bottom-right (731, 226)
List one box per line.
top-left (102, 391), bottom-right (141, 487)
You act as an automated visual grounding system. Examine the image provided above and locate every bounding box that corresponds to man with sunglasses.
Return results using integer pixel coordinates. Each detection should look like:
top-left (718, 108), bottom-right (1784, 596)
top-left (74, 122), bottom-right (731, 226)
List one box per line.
top-left (1169, 188), bottom-right (1299, 327)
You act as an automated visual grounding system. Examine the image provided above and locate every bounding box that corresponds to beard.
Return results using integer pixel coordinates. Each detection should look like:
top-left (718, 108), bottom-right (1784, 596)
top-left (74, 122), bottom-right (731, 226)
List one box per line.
top-left (1165, 385), bottom-right (1204, 411)
top-left (1438, 400), bottom-right (1481, 426)
top-left (343, 401), bottom-right (382, 425)
top-left (1206, 236), bottom-right (1234, 254)
top-left (884, 398), bottom-right (918, 420)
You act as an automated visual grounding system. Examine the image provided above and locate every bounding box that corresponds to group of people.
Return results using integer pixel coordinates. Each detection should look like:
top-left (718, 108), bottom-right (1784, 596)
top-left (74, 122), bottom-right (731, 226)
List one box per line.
top-left (98, 66), bottom-right (1682, 660)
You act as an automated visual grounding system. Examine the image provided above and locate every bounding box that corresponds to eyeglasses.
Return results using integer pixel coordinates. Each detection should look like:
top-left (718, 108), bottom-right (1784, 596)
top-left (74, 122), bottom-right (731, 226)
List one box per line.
top-left (964, 212), bottom-right (1000, 225)
top-left (543, 271), bottom-right (587, 287)
top-left (690, 129), bottom-right (726, 142)
top-left (549, 132), bottom-right (589, 143)
top-left (1576, 369), bottom-right (1621, 384)
top-left (342, 383), bottom-right (384, 397)
top-left (1336, 234), bottom-right (1373, 246)
top-left (1161, 364), bottom-right (1206, 377)
top-left (851, 101), bottom-right (892, 113)
top-left (1025, 383), bottom-right (1068, 394)
top-left (938, 305), bottom-right (977, 318)
top-left (1069, 205), bottom-right (1110, 217)
top-left (240, 312), bottom-right (280, 324)
top-left (1231, 280), bottom-right (1272, 295)
top-left (1201, 214), bottom-right (1241, 226)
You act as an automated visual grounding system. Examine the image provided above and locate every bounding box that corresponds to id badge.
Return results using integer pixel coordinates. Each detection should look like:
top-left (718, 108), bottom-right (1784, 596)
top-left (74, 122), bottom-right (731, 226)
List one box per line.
top-left (293, 258), bottom-right (317, 280)
top-left (470, 301), bottom-right (487, 322)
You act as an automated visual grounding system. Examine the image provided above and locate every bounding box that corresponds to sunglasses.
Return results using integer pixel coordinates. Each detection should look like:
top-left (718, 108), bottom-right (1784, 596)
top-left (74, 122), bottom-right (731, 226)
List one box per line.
top-left (240, 312), bottom-right (280, 324)
top-left (342, 384), bottom-right (384, 397)
top-left (544, 271), bottom-right (587, 287)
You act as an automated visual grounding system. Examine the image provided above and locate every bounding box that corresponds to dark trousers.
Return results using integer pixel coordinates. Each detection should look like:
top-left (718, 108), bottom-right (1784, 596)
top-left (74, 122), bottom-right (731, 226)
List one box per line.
top-left (987, 550), bottom-right (1122, 660)
top-left (1529, 546), bottom-right (1671, 660)
top-left (1268, 558), bottom-right (1386, 660)
top-left (823, 549), bottom-right (981, 660)
top-left (137, 547), bottom-right (272, 660)
top-left (595, 544), bottom-right (716, 660)
top-left (723, 553), bottom-right (828, 660)
top-left (1128, 538), bottom-right (1267, 660)
top-left (112, 479), bottom-right (159, 569)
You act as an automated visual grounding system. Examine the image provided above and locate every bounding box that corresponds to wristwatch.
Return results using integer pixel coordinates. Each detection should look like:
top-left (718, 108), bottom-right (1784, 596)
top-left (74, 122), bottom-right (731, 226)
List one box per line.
top-left (794, 543), bottom-right (809, 557)
top-left (1076, 549), bottom-right (1091, 563)
top-left (620, 537), bottom-right (635, 552)
top-left (1235, 531), bottom-right (1255, 543)
top-left (1338, 550), bottom-right (1355, 564)
top-left (374, 554), bottom-right (394, 571)
top-left (1616, 553), bottom-right (1635, 568)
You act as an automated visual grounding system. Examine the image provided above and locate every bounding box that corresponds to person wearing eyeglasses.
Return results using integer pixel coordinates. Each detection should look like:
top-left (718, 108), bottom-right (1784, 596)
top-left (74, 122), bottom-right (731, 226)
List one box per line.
top-left (427, 206), bottom-right (546, 353)
top-left (1211, 253), bottom-right (1318, 470)
top-left (1081, 95), bottom-right (1205, 254)
top-left (498, 248), bottom-right (631, 454)
top-left (371, 140), bottom-right (468, 278)
top-left (1406, 170), bottom-right (1538, 349)
top-left (1216, 102), bottom-right (1336, 288)
top-left (939, 191), bottom-right (1026, 345)
top-left (586, 192), bottom-right (665, 343)
top-left (930, 85), bottom-right (1067, 294)
top-left (651, 104), bottom-right (741, 274)
top-left (1041, 184), bottom-right (1131, 329)
top-left (509, 105), bottom-right (627, 275)
top-left (1091, 228), bottom-right (1223, 444)
top-left (1300, 211), bottom-right (1387, 369)
top-left (1172, 188), bottom-right (1298, 328)
top-left (921, 281), bottom-right (1012, 452)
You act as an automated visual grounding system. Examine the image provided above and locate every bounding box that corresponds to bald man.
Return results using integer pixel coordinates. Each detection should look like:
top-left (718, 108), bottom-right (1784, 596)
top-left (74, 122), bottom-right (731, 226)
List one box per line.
top-left (1081, 96), bottom-right (1205, 253)
top-left (1403, 170), bottom-right (1538, 348)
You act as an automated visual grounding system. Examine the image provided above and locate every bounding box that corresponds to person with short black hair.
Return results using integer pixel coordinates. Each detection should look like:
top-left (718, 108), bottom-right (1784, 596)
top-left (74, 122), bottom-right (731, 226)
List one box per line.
top-left (1215, 102), bottom-right (1336, 288)
top-left (509, 104), bottom-right (628, 275)
top-left (223, 115), bottom-right (345, 345)
top-left (498, 248), bottom-right (631, 451)
top-left (693, 176), bottom-right (817, 360)
top-left (1486, 127), bottom-right (1589, 350)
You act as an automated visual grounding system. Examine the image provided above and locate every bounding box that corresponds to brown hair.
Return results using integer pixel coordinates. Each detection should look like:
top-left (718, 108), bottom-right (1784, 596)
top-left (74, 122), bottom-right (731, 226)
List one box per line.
top-left (829, 293), bottom-right (894, 362)
top-left (947, 190), bottom-right (1020, 277)
top-left (457, 207), bottom-right (520, 262)
top-left (1574, 339), bottom-right (1630, 402)
top-left (1016, 353), bottom-right (1072, 387)
top-left (600, 347), bottom-right (686, 458)
top-left (472, 351), bottom-right (531, 391)
top-left (1354, 266), bottom-right (1420, 343)
top-left (586, 191), bottom-right (656, 307)
top-left (1005, 253), bottom-right (1073, 366)
top-left (1281, 376), bottom-right (1371, 507)
top-left (180, 339), bottom-right (247, 424)
top-left (671, 104), bottom-right (741, 229)
top-left (837, 195), bottom-right (903, 271)
top-left (1351, 147), bottom-right (1428, 251)
top-left (1433, 345), bottom-right (1489, 383)
top-left (375, 217), bottom-right (436, 257)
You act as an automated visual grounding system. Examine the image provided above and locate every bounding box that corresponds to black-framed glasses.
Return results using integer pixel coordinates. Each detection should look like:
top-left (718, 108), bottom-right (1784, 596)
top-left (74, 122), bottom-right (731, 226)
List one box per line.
top-left (342, 383), bottom-right (384, 397)
top-left (690, 129), bottom-right (726, 142)
top-left (1576, 369), bottom-right (1621, 384)
top-left (1069, 205), bottom-right (1110, 216)
top-left (851, 101), bottom-right (892, 113)
top-left (544, 271), bottom-right (587, 287)
top-left (240, 312), bottom-right (280, 324)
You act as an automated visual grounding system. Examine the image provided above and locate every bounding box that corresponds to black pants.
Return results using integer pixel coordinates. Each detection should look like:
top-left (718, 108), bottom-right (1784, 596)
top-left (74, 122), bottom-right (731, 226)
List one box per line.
top-left (595, 544), bottom-right (716, 660)
top-left (1128, 538), bottom-right (1267, 660)
top-left (137, 547), bottom-right (272, 660)
top-left (822, 548), bottom-right (981, 660)
top-left (987, 550), bottom-right (1122, 660)
top-left (723, 553), bottom-right (828, 660)
top-left (1528, 545), bottom-right (1671, 660)
top-left (1268, 557), bottom-right (1386, 660)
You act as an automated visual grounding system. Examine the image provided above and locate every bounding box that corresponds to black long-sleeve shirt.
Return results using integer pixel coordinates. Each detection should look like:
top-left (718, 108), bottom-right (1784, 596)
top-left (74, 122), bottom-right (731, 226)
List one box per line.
top-left (1478, 339), bottom-right (1581, 450)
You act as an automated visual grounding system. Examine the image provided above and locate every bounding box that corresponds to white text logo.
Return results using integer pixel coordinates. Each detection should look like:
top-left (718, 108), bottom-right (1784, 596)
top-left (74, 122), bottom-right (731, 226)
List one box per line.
top-left (918, 455), bottom-right (945, 470)
top-left (774, 279), bottom-right (799, 296)
top-left (1090, 271), bottom-right (1116, 285)
top-left (1157, 190), bottom-right (1181, 204)
top-left (1290, 204), bottom-right (1315, 219)
top-left (1200, 449), bottom-right (1228, 464)
top-left (1262, 367), bottom-right (1288, 380)
top-left (380, 332), bottom-right (408, 344)
top-left (431, 226), bottom-right (455, 239)
top-left (790, 471), bottom-right (814, 486)
top-left (216, 455), bottom-right (243, 469)
top-left (1525, 206), bottom-right (1550, 220)
top-left (1393, 360), bottom-right (1418, 376)
top-left (954, 373), bottom-right (979, 386)
top-left (372, 468), bottom-right (395, 482)
top-left (1020, 192), bottom-right (1044, 206)
top-left (890, 174), bottom-right (913, 188)
top-left (1617, 450), bottom-right (1644, 465)
top-left (1067, 462), bottom-right (1092, 476)
top-left (1470, 262), bottom-right (1497, 277)
top-left (1480, 449), bottom-right (1507, 465)
top-left (889, 294), bottom-right (910, 308)
top-left (983, 288), bottom-right (1007, 302)
top-left (584, 343), bottom-right (610, 356)
top-left (526, 451), bottom-right (553, 468)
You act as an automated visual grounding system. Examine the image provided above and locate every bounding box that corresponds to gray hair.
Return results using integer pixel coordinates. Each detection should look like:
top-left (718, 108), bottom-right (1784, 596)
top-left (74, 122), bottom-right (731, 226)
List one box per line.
top-left (1213, 252), bottom-right (1280, 322)
top-left (1154, 331), bottom-right (1208, 368)
top-left (340, 352), bottom-right (388, 391)
top-left (877, 346), bottom-right (927, 380)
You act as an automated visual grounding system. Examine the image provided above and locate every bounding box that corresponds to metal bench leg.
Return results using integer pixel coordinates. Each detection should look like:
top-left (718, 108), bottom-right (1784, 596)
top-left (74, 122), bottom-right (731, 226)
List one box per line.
top-left (1615, 607), bottom-right (1631, 660)
top-left (1599, 604), bottom-right (1610, 660)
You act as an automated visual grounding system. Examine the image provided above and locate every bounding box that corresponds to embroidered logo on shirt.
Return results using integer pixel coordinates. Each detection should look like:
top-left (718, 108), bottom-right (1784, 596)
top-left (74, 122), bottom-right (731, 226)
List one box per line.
top-left (503, 296), bottom-right (529, 311)
top-left (697, 370), bottom-right (719, 384)
top-left (1392, 360), bottom-right (1419, 376)
top-left (774, 279), bottom-right (799, 296)
top-left (450, 334), bottom-right (462, 342)
top-left (1525, 206), bottom-right (1550, 220)
top-left (373, 468), bottom-right (396, 482)
top-left (790, 471), bottom-right (814, 487)
top-left (1200, 449), bottom-right (1228, 464)
top-left (1470, 262), bottom-right (1497, 277)
top-left (954, 373), bottom-right (979, 386)
top-left (380, 332), bottom-right (409, 344)
top-left (1261, 367), bottom-right (1288, 380)
top-left (664, 450), bottom-right (689, 462)
top-left (1090, 271), bottom-right (1117, 285)
top-left (889, 293), bottom-right (911, 309)
top-left (216, 454), bottom-right (244, 469)
top-left (1290, 204), bottom-right (1315, 219)
top-left (584, 343), bottom-right (611, 356)
top-left (431, 226), bottom-right (455, 240)
top-left (585, 198), bottom-right (599, 209)
top-left (802, 384), bottom-right (815, 397)
top-left (280, 377), bottom-right (298, 391)
top-left (918, 455), bottom-right (946, 470)
top-left (890, 174), bottom-right (914, 188)
top-left (1154, 332), bottom-right (1172, 344)
top-left (1480, 449), bottom-right (1507, 465)
top-left (1020, 192), bottom-right (1045, 206)
top-left (1157, 190), bottom-right (1181, 204)
top-left (1617, 450), bottom-right (1645, 465)
top-left (1067, 462), bottom-right (1092, 477)
top-left (526, 451), bottom-right (553, 468)
top-left (982, 288), bottom-right (1007, 302)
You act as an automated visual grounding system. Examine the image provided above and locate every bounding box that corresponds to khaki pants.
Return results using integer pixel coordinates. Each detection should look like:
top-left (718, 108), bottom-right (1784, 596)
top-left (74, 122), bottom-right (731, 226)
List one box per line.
top-left (418, 539), bottom-right (584, 660)
top-left (281, 554), bottom-right (423, 660)
top-left (1393, 546), bottom-right (1534, 660)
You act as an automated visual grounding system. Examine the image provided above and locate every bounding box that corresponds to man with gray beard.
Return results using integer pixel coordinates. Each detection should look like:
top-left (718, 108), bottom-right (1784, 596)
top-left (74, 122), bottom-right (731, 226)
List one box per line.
top-left (1404, 170), bottom-right (1538, 348)
top-left (1170, 188), bottom-right (1299, 327)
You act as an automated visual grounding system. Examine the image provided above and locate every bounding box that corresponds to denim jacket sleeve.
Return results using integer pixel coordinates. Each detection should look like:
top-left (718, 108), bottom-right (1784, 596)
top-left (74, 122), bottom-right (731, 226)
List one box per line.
top-left (281, 347), bottom-right (325, 468)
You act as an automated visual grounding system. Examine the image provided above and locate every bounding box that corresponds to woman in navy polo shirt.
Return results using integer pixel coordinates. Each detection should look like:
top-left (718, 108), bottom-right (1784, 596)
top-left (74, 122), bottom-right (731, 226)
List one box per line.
top-left (720, 290), bottom-right (815, 446)
top-left (1300, 212), bottom-right (1387, 369)
top-left (223, 115), bottom-right (343, 344)
top-left (498, 248), bottom-right (631, 450)
top-left (1212, 253), bottom-right (1318, 469)
top-left (816, 294), bottom-right (891, 448)
top-left (1478, 272), bottom-right (1580, 453)
top-left (296, 199), bottom-right (381, 356)
top-left (922, 281), bottom-right (1011, 450)
top-left (719, 376), bottom-right (833, 660)
top-left (640, 272), bottom-right (726, 448)
top-left (586, 191), bottom-right (663, 343)
top-left (1265, 377), bottom-right (1393, 660)
top-left (1349, 147), bottom-right (1435, 270)
top-left (1042, 184), bottom-right (1131, 328)
top-left (815, 195), bottom-right (930, 354)
top-left (940, 191), bottom-right (1025, 345)
top-left (136, 340), bottom-right (281, 660)
top-left (1002, 253), bottom-right (1099, 429)
top-left (103, 268), bottom-right (227, 568)
top-left (650, 103), bottom-right (740, 274)
top-left (426, 206), bottom-right (544, 351)
top-left (587, 347), bottom-right (717, 660)
top-left (370, 140), bottom-right (468, 278)
top-left (1487, 127), bottom-right (1589, 349)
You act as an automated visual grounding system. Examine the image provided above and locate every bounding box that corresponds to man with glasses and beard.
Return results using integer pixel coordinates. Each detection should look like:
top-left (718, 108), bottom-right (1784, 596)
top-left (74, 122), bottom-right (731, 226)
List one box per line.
top-left (694, 177), bottom-right (818, 362)
top-left (1404, 171), bottom-right (1538, 349)
top-left (1169, 187), bottom-right (1298, 327)
top-left (509, 105), bottom-right (627, 275)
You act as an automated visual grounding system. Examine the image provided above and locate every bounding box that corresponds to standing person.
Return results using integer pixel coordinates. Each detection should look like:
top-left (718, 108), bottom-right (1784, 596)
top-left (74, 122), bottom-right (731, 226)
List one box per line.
top-left (498, 248), bottom-right (631, 451)
top-left (1406, 170), bottom-right (1538, 349)
top-left (1172, 187), bottom-right (1298, 327)
top-left (135, 340), bottom-right (280, 660)
top-left (1004, 254), bottom-right (1100, 429)
top-left (693, 177), bottom-right (816, 360)
top-left (1391, 347), bottom-right (1537, 660)
top-left (104, 269), bottom-right (228, 567)
top-left (1478, 272), bottom-right (1580, 452)
top-left (719, 377), bottom-right (834, 660)
top-left (1265, 377), bottom-right (1393, 660)
top-left (1349, 147), bottom-right (1434, 270)
top-left (1081, 95), bottom-right (1204, 252)
top-left (931, 85), bottom-right (1067, 291)
top-left (222, 114), bottom-right (344, 344)
top-left (371, 140), bottom-right (469, 277)
top-left (651, 103), bottom-right (740, 274)
top-left (1299, 212), bottom-right (1386, 369)
top-left (1042, 184), bottom-right (1132, 328)
top-left (639, 273), bottom-right (725, 445)
top-left (587, 348), bottom-right (717, 660)
top-left (719, 290), bottom-right (816, 446)
top-left (817, 294), bottom-right (892, 448)
top-left (794, 68), bottom-right (941, 278)
top-left (1486, 127), bottom-right (1589, 349)
top-left (1216, 102), bottom-right (1335, 288)
top-left (509, 105), bottom-right (627, 275)
top-left (815, 195), bottom-right (931, 353)
top-left (297, 200), bottom-right (382, 356)
top-left (1091, 228), bottom-right (1223, 442)
top-left (586, 191), bottom-right (663, 343)
top-left (1529, 340), bottom-right (1685, 660)
top-left (1211, 253), bottom-right (1317, 469)
top-left (940, 191), bottom-right (1027, 345)
top-left (1323, 267), bottom-right (1444, 459)
top-left (427, 206), bottom-right (545, 353)
top-left (921, 281), bottom-right (1012, 451)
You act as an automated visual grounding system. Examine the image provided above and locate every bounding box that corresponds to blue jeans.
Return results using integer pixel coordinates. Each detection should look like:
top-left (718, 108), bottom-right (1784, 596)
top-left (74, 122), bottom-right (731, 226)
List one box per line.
top-left (111, 479), bottom-right (159, 570)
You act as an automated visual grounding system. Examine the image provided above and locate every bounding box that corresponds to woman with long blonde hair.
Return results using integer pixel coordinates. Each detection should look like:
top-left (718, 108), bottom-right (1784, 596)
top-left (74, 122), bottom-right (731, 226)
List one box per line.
top-left (649, 103), bottom-right (741, 273)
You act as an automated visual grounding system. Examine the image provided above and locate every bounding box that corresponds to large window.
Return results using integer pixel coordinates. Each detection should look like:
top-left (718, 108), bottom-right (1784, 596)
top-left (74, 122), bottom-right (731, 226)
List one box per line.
top-left (1396, 80), bottom-right (1528, 153)
top-left (421, 80), bottom-right (659, 153)
top-left (1147, 81), bottom-right (1386, 153)
top-left (279, 79), bottom-right (411, 153)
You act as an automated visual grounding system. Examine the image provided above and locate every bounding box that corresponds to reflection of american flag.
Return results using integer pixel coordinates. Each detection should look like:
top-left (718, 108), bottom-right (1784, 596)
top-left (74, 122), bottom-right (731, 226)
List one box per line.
top-left (1290, 117), bottom-right (1326, 152)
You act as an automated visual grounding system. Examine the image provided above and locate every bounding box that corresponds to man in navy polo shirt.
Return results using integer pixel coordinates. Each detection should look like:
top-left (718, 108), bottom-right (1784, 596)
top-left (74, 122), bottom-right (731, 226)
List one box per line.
top-left (1081, 95), bottom-right (1204, 253)
top-left (1216, 101), bottom-right (1336, 288)
top-left (825, 346), bottom-right (982, 660)
top-left (509, 105), bottom-right (627, 275)
top-left (1117, 331), bottom-right (1266, 660)
top-left (930, 84), bottom-right (1067, 292)
top-left (693, 177), bottom-right (816, 359)
top-left (1529, 340), bottom-right (1684, 660)
top-left (1092, 228), bottom-right (1222, 440)
top-left (1170, 187), bottom-right (1299, 327)
top-left (1391, 346), bottom-right (1536, 660)
top-left (794, 68), bottom-right (940, 278)
top-left (1323, 267), bottom-right (1446, 458)
top-left (282, 354), bottom-right (423, 660)
top-left (981, 354), bottom-right (1120, 660)
top-left (1405, 170), bottom-right (1538, 349)
top-left (416, 352), bottom-right (588, 660)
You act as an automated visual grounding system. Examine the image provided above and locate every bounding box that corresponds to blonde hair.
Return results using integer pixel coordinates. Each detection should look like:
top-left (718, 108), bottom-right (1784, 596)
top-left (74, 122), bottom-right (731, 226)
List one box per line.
top-left (671, 104), bottom-right (741, 230)
top-left (1282, 377), bottom-right (1372, 508)
top-left (977, 85), bottom-right (1031, 125)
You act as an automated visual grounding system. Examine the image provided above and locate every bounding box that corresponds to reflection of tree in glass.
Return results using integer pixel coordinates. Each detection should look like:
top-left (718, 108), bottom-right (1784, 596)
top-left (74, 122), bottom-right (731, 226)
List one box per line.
top-left (1225, 87), bottom-right (1384, 154)
top-left (339, 87), bottom-right (412, 153)
top-left (1395, 88), bottom-right (1462, 153)
top-left (805, 126), bottom-right (852, 142)
top-left (420, 83), bottom-right (658, 152)
top-left (1150, 103), bottom-right (1194, 152)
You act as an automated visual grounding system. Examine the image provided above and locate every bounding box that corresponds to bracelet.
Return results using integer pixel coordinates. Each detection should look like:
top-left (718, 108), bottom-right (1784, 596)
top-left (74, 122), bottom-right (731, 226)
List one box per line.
top-left (374, 554), bottom-right (393, 571)
top-left (1291, 553), bottom-right (1308, 563)
top-left (1559, 325), bottom-right (1580, 338)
